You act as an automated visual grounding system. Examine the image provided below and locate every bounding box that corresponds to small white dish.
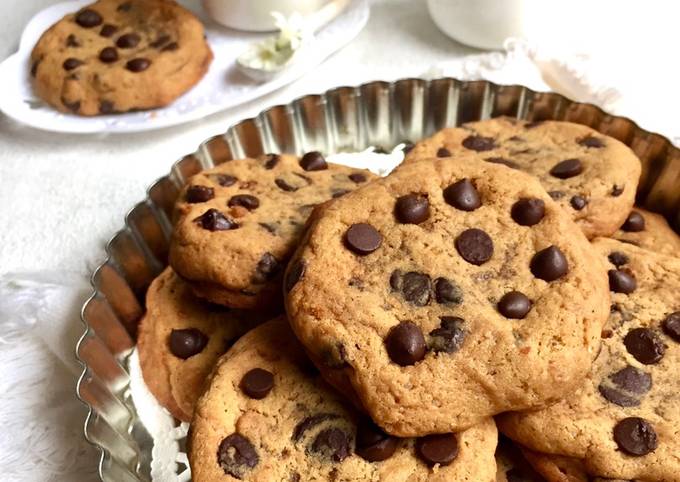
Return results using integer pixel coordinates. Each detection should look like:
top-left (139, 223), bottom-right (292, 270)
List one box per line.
top-left (235, 0), bottom-right (349, 83)
top-left (0, 0), bottom-right (368, 134)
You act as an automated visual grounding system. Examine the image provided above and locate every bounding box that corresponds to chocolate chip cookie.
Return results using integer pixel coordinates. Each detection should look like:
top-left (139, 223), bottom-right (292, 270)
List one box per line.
top-left (169, 153), bottom-right (376, 309)
top-left (498, 238), bottom-right (680, 481)
top-left (284, 157), bottom-right (609, 436)
top-left (30, 0), bottom-right (212, 115)
top-left (188, 317), bottom-right (498, 481)
top-left (403, 117), bottom-right (641, 239)
top-left (613, 207), bottom-right (680, 256)
top-left (137, 267), bottom-right (269, 421)
top-left (519, 450), bottom-right (628, 482)
top-left (496, 437), bottom-right (546, 482)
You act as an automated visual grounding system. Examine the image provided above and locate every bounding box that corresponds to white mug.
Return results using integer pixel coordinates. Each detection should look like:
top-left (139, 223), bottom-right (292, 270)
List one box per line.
top-left (427, 0), bottom-right (529, 50)
top-left (203, 0), bottom-right (330, 31)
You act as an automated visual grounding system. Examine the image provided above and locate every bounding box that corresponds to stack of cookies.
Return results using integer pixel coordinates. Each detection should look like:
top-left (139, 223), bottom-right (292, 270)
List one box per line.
top-left (138, 117), bottom-right (680, 482)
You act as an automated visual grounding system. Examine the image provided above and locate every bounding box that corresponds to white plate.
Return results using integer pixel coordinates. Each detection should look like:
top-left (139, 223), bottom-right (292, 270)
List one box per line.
top-left (0, 0), bottom-right (368, 134)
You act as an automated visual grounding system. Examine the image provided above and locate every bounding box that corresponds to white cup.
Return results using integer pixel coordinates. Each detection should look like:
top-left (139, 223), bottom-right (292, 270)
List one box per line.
top-left (427, 0), bottom-right (529, 50)
top-left (202, 0), bottom-right (330, 31)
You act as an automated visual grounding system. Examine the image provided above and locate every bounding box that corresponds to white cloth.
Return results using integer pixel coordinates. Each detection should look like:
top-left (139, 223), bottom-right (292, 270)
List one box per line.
top-left (1, 1), bottom-right (679, 480)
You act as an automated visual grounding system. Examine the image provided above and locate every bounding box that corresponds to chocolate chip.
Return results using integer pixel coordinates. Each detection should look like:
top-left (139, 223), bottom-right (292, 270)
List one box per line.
top-left (385, 321), bottom-right (426, 366)
top-left (455, 228), bottom-right (493, 265)
top-left (530, 246), bottom-right (568, 281)
top-left (228, 194), bottom-right (260, 210)
top-left (300, 151), bottom-right (327, 171)
top-left (429, 317), bottom-right (466, 353)
top-left (311, 428), bottom-right (351, 462)
top-left (511, 198), bottom-right (545, 226)
top-left (253, 252), bottom-right (280, 283)
top-left (66, 34), bottom-right (80, 47)
top-left (217, 433), bottom-right (259, 478)
top-left (194, 209), bottom-right (238, 231)
top-left (117, 1), bottom-right (132, 11)
top-left (598, 385), bottom-right (640, 408)
top-left (598, 366), bottom-right (652, 407)
top-left (462, 135), bottom-right (496, 152)
top-left (293, 414), bottom-right (341, 441)
top-left (612, 184), bottom-right (624, 196)
top-left (485, 157), bottom-right (519, 169)
top-left (285, 260), bottom-right (306, 292)
top-left (332, 189), bottom-right (350, 198)
top-left (624, 328), bottom-right (665, 364)
top-left (415, 433), bottom-right (458, 466)
top-left (498, 291), bottom-right (532, 319)
top-left (126, 58), bottom-right (151, 72)
top-left (356, 419), bottom-right (398, 462)
top-left (62, 58), bottom-right (83, 71)
top-left (400, 272), bottom-right (431, 306)
top-left (215, 174), bottom-right (237, 186)
top-left (75, 9), bottom-right (102, 28)
top-left (570, 195), bottom-right (588, 210)
top-left (99, 47), bottom-right (118, 63)
top-left (99, 24), bottom-right (118, 37)
top-left (437, 147), bottom-right (451, 157)
top-left (116, 33), bottom-right (140, 48)
top-left (290, 473), bottom-right (300, 482)
top-left (240, 368), bottom-right (274, 399)
top-left (30, 59), bottom-right (40, 77)
top-left (345, 223), bottom-right (382, 255)
top-left (169, 328), bottom-right (208, 359)
top-left (548, 190), bottom-right (565, 200)
top-left (434, 277), bottom-right (463, 304)
top-left (150, 34), bottom-right (171, 48)
top-left (63, 99), bottom-right (81, 113)
top-left (621, 211), bottom-right (645, 232)
top-left (401, 141), bottom-right (415, 154)
top-left (613, 417), bottom-right (657, 456)
top-left (99, 100), bottom-right (115, 114)
top-left (443, 178), bottom-right (481, 211)
top-left (261, 154), bottom-right (279, 169)
top-left (608, 269), bottom-right (636, 294)
top-left (186, 185), bottom-right (214, 203)
top-left (550, 158), bottom-right (583, 179)
top-left (275, 178), bottom-right (298, 192)
top-left (611, 366), bottom-right (652, 394)
top-left (608, 251), bottom-right (629, 267)
top-left (161, 42), bottom-right (179, 52)
top-left (662, 312), bottom-right (680, 342)
top-left (395, 193), bottom-right (429, 224)
top-left (349, 172), bottom-right (367, 183)
top-left (578, 136), bottom-right (605, 148)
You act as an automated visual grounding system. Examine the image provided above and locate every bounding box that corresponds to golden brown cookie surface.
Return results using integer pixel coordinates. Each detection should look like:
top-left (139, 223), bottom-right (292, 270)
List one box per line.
top-left (285, 157), bottom-right (609, 436)
top-left (189, 318), bottom-right (498, 481)
top-left (498, 239), bottom-right (680, 481)
top-left (612, 207), bottom-right (680, 256)
top-left (404, 117), bottom-right (641, 239)
top-left (137, 267), bottom-right (268, 421)
top-left (169, 153), bottom-right (376, 309)
top-left (30, 0), bottom-right (212, 115)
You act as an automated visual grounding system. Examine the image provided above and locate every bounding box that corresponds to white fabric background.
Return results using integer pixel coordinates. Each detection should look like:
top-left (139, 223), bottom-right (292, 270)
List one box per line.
top-left (0, 0), bottom-right (678, 480)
